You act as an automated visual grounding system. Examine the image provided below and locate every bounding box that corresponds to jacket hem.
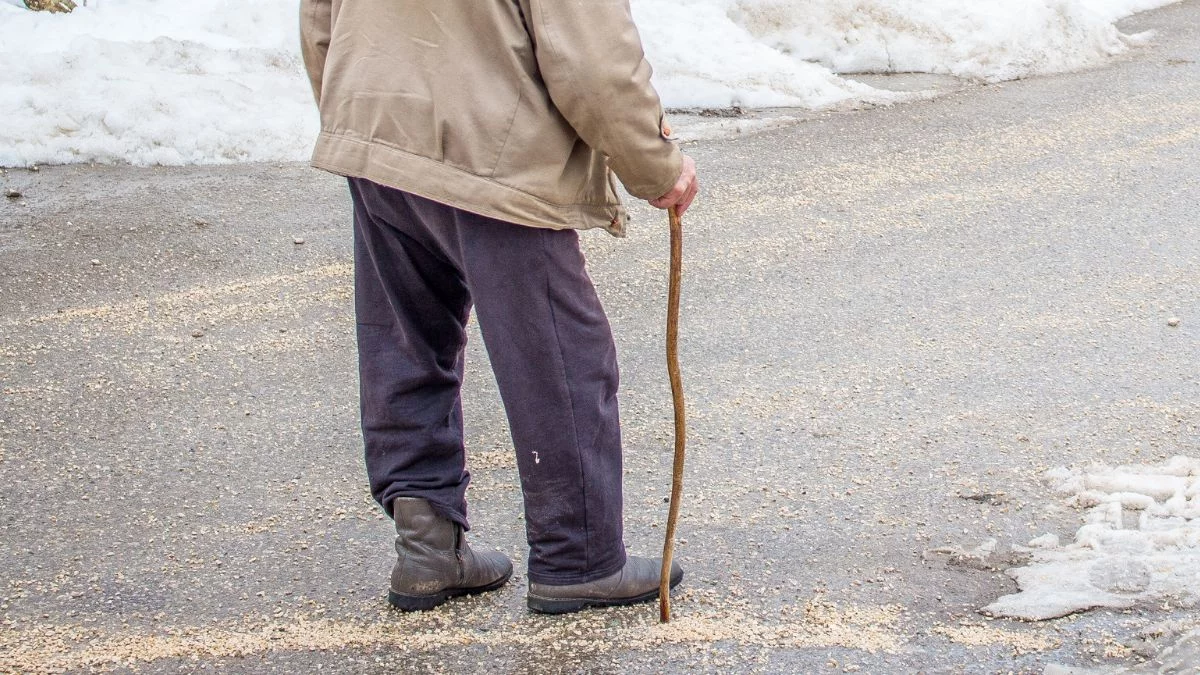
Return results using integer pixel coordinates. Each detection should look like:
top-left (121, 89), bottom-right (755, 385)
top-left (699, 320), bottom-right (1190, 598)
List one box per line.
top-left (311, 132), bottom-right (628, 237)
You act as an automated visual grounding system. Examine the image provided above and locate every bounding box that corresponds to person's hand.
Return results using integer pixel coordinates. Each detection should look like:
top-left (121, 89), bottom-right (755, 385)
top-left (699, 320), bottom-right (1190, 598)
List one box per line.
top-left (649, 154), bottom-right (698, 217)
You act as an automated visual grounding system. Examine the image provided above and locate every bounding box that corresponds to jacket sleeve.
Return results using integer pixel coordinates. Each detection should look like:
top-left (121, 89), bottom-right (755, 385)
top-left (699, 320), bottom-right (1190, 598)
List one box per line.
top-left (521, 0), bottom-right (682, 201)
top-left (299, 0), bottom-right (333, 104)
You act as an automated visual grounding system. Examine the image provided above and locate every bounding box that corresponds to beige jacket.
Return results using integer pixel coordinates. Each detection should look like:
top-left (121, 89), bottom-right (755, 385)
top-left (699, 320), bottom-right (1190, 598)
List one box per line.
top-left (300, 0), bottom-right (682, 236)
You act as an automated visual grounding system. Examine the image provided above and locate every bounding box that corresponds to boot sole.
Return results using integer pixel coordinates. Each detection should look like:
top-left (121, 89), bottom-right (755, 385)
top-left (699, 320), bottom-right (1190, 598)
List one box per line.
top-left (527, 571), bottom-right (684, 614)
top-left (388, 572), bottom-right (513, 612)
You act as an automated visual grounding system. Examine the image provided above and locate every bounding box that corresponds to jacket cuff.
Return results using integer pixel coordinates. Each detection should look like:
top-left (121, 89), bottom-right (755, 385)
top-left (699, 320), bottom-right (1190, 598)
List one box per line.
top-left (621, 141), bottom-right (682, 201)
top-left (618, 109), bottom-right (683, 200)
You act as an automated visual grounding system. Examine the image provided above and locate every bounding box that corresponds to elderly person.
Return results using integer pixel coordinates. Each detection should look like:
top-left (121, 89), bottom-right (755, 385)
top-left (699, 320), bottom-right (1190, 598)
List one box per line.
top-left (300, 0), bottom-right (698, 614)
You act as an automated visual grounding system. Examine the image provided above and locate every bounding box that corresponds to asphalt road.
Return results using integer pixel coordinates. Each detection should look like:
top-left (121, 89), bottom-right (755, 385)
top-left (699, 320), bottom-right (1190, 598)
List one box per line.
top-left (2, 3), bottom-right (1198, 673)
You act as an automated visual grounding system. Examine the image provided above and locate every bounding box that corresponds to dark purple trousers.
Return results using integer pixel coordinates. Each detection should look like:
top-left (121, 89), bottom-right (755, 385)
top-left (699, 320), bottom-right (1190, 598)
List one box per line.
top-left (349, 177), bottom-right (627, 585)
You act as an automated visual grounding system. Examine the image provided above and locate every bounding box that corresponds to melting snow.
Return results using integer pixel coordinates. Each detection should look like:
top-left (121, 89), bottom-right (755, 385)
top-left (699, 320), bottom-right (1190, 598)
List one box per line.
top-left (984, 457), bottom-right (1200, 622)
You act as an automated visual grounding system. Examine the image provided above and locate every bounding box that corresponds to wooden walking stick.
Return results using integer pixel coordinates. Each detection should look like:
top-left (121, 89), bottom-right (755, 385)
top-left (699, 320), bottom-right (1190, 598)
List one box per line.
top-left (660, 205), bottom-right (686, 623)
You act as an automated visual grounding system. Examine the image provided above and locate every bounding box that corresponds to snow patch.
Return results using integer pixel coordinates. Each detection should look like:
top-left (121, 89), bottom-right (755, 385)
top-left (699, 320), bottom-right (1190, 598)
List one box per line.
top-left (0, 0), bottom-right (317, 167)
top-left (0, 0), bottom-right (1184, 166)
top-left (984, 457), bottom-right (1200, 621)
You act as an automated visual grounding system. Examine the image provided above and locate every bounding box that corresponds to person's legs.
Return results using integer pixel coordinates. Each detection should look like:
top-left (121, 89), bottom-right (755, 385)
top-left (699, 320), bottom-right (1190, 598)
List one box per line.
top-left (349, 178), bottom-right (676, 610)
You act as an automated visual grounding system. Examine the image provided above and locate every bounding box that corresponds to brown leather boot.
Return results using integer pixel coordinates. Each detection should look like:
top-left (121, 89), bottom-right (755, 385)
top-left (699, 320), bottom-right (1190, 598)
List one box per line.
top-left (388, 497), bottom-right (513, 611)
top-left (526, 556), bottom-right (684, 614)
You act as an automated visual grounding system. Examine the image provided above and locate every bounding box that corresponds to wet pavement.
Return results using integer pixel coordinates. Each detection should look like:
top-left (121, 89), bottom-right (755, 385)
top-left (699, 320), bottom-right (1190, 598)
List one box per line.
top-left (2, 2), bottom-right (1199, 672)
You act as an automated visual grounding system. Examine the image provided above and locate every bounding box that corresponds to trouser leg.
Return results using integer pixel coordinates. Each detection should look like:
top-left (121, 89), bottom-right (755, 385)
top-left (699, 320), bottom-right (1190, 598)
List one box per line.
top-left (349, 179), bottom-right (472, 528)
top-left (447, 213), bottom-right (627, 586)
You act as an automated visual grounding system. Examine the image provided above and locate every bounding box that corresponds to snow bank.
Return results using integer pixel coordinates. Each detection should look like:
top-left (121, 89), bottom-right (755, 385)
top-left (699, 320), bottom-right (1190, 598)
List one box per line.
top-left (0, 0), bottom-right (316, 166)
top-left (984, 457), bottom-right (1200, 621)
top-left (0, 0), bottom-right (1182, 167)
top-left (694, 0), bottom-right (1162, 87)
